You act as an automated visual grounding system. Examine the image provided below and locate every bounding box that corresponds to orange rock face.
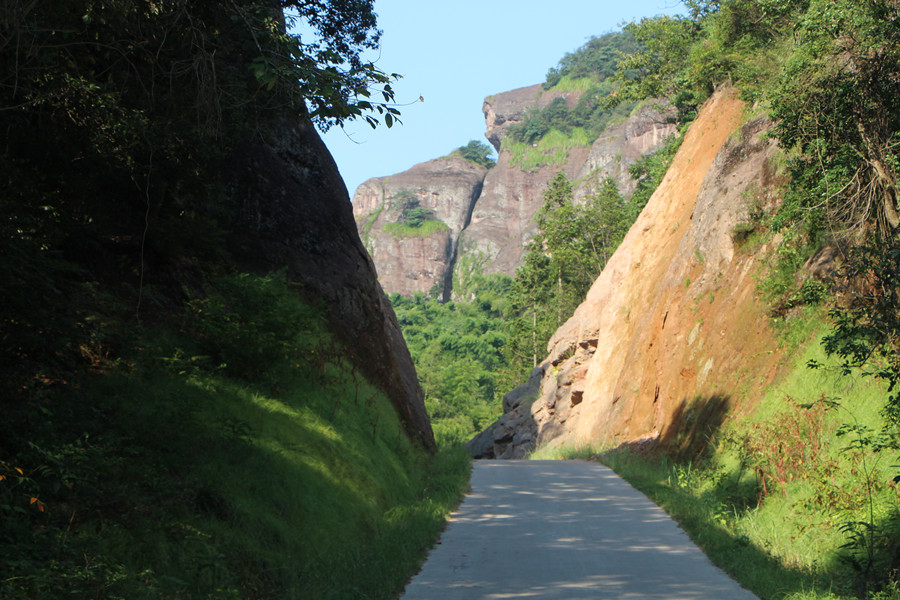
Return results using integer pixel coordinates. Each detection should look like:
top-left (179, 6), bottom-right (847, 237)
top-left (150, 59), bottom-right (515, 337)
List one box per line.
top-left (470, 88), bottom-right (788, 458)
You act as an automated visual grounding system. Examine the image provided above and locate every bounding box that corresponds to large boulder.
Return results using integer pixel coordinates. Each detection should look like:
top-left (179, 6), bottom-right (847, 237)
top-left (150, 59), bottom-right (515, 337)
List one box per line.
top-left (228, 117), bottom-right (436, 451)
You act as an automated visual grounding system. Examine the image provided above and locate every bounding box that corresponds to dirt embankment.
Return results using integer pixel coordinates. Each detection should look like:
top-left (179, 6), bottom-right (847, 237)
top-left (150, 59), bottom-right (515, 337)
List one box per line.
top-left (471, 88), bottom-right (788, 458)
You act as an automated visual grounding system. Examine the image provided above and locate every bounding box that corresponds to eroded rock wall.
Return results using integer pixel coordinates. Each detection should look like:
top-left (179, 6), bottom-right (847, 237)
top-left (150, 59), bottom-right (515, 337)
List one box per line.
top-left (470, 89), bottom-right (785, 458)
top-left (352, 155), bottom-right (487, 298)
top-left (465, 94), bottom-right (676, 277)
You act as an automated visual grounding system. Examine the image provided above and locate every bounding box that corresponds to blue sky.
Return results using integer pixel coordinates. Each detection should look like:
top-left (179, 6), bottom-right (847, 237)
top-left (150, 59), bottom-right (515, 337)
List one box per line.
top-left (320, 0), bottom-right (686, 197)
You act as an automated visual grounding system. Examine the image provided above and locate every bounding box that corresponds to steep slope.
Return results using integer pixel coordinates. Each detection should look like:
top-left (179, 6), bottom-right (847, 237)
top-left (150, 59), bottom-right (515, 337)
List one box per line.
top-left (470, 88), bottom-right (786, 458)
top-left (1, 3), bottom-right (446, 597)
top-left (231, 118), bottom-right (435, 448)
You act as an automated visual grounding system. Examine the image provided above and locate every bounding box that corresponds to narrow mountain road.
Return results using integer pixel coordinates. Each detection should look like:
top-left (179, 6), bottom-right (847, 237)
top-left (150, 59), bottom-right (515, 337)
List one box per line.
top-left (401, 460), bottom-right (757, 599)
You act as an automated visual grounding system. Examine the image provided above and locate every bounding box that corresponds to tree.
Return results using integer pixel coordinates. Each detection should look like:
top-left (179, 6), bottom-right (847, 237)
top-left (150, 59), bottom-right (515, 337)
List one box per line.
top-left (768, 0), bottom-right (900, 238)
top-left (0, 0), bottom-right (402, 402)
top-left (505, 173), bottom-right (629, 375)
top-left (455, 140), bottom-right (496, 168)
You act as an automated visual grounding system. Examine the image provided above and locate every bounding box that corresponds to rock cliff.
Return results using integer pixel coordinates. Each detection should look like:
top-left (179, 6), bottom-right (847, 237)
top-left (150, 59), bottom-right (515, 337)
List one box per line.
top-left (470, 89), bottom-right (785, 458)
top-left (353, 155), bottom-right (487, 299)
top-left (353, 85), bottom-right (675, 296)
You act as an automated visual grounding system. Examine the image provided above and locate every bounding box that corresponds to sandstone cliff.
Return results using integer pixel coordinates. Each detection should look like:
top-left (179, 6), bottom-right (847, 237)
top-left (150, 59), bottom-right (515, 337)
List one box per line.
top-left (354, 85), bottom-right (675, 296)
top-left (352, 155), bottom-right (487, 299)
top-left (465, 92), bottom-right (676, 276)
top-left (469, 89), bottom-right (785, 458)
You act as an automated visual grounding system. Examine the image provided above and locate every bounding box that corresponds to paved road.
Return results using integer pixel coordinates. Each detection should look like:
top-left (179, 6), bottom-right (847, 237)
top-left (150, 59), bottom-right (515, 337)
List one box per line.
top-left (401, 460), bottom-right (758, 599)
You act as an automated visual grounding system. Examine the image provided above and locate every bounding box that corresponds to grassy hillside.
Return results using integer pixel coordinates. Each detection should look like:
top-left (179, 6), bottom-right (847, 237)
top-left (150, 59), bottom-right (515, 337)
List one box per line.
top-left (1, 272), bottom-right (469, 599)
top-left (595, 328), bottom-right (900, 599)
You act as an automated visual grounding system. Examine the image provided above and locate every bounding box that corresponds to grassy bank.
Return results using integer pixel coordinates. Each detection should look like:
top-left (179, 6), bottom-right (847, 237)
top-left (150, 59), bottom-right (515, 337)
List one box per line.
top-left (1, 272), bottom-right (470, 599)
top-left (597, 336), bottom-right (900, 600)
top-left (529, 328), bottom-right (899, 599)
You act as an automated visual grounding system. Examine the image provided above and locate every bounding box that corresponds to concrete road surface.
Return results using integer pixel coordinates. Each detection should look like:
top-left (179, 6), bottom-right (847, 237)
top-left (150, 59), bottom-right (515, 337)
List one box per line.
top-left (401, 460), bottom-right (758, 599)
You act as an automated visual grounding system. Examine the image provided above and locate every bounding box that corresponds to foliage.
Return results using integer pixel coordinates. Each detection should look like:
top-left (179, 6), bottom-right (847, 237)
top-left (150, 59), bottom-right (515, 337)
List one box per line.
top-left (453, 140), bottom-right (496, 169)
top-left (612, 0), bottom-right (900, 239)
top-left (543, 30), bottom-right (643, 89)
top-left (0, 271), bottom-right (470, 599)
top-left (818, 236), bottom-right (900, 430)
top-left (0, 3), bottom-right (471, 598)
top-left (600, 338), bottom-right (900, 599)
top-left (381, 189), bottom-right (449, 238)
top-left (391, 274), bottom-right (513, 447)
top-left (506, 127), bottom-right (595, 172)
top-left (504, 173), bottom-right (630, 374)
top-left (767, 0), bottom-right (900, 239)
top-left (383, 219), bottom-right (449, 239)
top-left (503, 130), bottom-right (680, 377)
top-left (627, 129), bottom-right (684, 216)
top-left (507, 32), bottom-right (640, 148)
top-left (508, 85), bottom-right (637, 148)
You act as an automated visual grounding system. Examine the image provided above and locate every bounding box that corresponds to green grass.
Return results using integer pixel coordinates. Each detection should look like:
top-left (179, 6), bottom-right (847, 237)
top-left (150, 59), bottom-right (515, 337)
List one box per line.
top-left (506, 127), bottom-right (593, 172)
top-left (528, 442), bottom-right (606, 460)
top-left (546, 74), bottom-right (597, 94)
top-left (596, 335), bottom-right (900, 599)
top-left (383, 219), bottom-right (449, 239)
top-left (0, 272), bottom-right (471, 599)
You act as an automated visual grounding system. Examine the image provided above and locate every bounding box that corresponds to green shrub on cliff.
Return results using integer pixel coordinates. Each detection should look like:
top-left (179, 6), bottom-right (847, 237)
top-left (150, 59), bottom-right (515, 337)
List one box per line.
top-left (453, 140), bottom-right (496, 168)
top-left (383, 190), bottom-right (450, 238)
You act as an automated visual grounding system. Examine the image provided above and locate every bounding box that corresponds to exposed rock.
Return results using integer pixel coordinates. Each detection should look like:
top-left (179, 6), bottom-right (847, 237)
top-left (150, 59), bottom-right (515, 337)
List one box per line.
top-left (460, 99), bottom-right (675, 278)
top-left (355, 86), bottom-right (675, 294)
top-left (467, 365), bottom-right (544, 459)
top-left (474, 88), bottom-right (787, 458)
top-left (483, 84), bottom-right (543, 151)
top-left (352, 155), bottom-right (487, 298)
top-left (576, 101), bottom-right (677, 198)
top-left (227, 117), bottom-right (436, 451)
top-left (461, 144), bottom-right (593, 276)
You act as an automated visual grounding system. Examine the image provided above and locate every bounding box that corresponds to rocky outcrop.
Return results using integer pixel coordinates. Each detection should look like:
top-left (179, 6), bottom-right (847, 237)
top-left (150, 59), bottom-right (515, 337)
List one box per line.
top-left (469, 89), bottom-right (785, 458)
top-left (352, 155), bottom-right (487, 298)
top-left (228, 117), bottom-right (436, 451)
top-left (356, 85), bottom-right (677, 295)
top-left (461, 143), bottom-right (593, 276)
top-left (461, 92), bottom-right (676, 277)
top-left (483, 84), bottom-right (543, 151)
top-left (577, 101), bottom-right (677, 198)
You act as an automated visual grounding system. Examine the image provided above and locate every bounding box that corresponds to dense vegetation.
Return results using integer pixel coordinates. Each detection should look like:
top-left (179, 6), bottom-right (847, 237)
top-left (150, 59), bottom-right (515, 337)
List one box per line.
top-left (452, 140), bottom-right (497, 169)
top-left (380, 189), bottom-right (450, 239)
top-left (506, 31), bottom-right (641, 152)
top-left (391, 270), bottom-right (512, 446)
top-left (1, 1), bottom-right (469, 598)
top-left (392, 1), bottom-right (900, 597)
top-left (2, 273), bottom-right (469, 599)
top-left (391, 133), bottom-right (681, 446)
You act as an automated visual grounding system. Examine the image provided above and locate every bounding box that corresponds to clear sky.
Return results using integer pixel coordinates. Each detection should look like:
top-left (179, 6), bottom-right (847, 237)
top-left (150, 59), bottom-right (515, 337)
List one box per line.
top-left (320, 0), bottom-right (686, 197)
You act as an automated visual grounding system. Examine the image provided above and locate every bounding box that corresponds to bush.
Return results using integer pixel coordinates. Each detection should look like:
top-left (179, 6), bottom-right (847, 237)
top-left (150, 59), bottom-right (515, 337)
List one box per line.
top-left (183, 271), bottom-right (325, 380)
